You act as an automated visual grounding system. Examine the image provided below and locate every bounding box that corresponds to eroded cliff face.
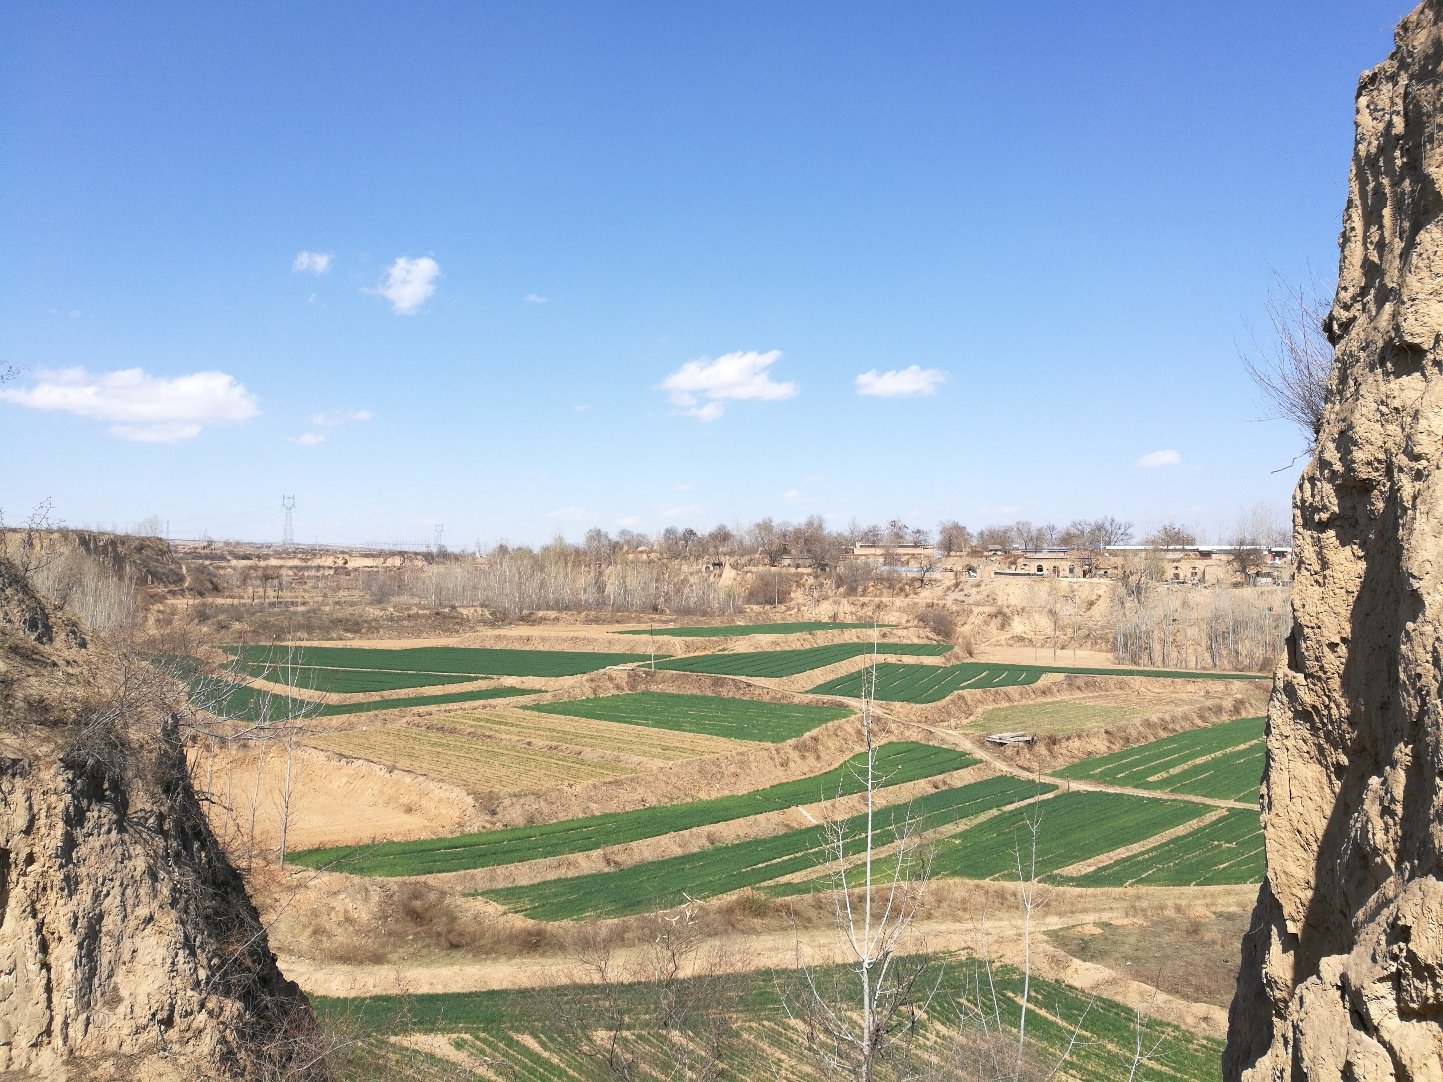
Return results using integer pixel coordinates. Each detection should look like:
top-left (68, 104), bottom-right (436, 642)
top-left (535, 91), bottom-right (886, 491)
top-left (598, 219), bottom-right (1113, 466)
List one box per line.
top-left (0, 558), bottom-right (323, 1081)
top-left (1225, 3), bottom-right (1443, 1077)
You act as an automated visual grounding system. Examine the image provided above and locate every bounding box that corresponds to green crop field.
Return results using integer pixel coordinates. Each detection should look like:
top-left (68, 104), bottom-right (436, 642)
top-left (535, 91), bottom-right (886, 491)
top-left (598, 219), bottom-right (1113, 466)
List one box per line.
top-left (315, 958), bottom-right (1222, 1082)
top-left (526, 690), bottom-right (852, 742)
top-left (809, 662), bottom-right (1042, 702)
top-left (1056, 715), bottom-right (1265, 802)
top-left (968, 699), bottom-right (1154, 735)
top-left (616, 621), bottom-right (890, 638)
top-left (811, 662), bottom-right (1264, 704)
top-left (931, 790), bottom-right (1211, 881)
top-left (228, 643), bottom-right (654, 676)
top-left (481, 775), bottom-right (1048, 920)
top-left (233, 661), bottom-right (480, 694)
top-left (192, 680), bottom-right (528, 723)
top-left (288, 742), bottom-right (974, 875)
top-left (652, 642), bottom-right (950, 677)
top-left (1061, 808), bottom-right (1265, 887)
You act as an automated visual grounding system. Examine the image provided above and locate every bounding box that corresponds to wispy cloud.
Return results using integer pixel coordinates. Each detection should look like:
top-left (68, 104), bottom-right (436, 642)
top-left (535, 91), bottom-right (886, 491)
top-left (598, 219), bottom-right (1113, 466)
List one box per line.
top-left (979, 504), bottom-right (1020, 516)
top-left (522, 292), bottom-right (548, 304)
top-left (292, 250), bottom-right (333, 275)
top-left (0, 367), bottom-right (258, 443)
top-left (573, 404), bottom-right (591, 413)
top-left (855, 365), bottom-right (948, 398)
top-left (615, 515), bottom-right (642, 528)
top-left (659, 349), bottom-right (797, 421)
top-left (661, 503), bottom-right (703, 520)
top-left (783, 488), bottom-right (804, 502)
top-left (292, 407), bottom-right (371, 446)
top-left (368, 256), bottom-right (440, 315)
top-left (1137, 449), bottom-right (1182, 468)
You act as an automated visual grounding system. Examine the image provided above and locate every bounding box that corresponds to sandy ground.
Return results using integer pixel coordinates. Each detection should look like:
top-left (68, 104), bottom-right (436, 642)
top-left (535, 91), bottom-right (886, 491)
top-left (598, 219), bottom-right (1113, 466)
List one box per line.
top-left (193, 743), bottom-right (473, 852)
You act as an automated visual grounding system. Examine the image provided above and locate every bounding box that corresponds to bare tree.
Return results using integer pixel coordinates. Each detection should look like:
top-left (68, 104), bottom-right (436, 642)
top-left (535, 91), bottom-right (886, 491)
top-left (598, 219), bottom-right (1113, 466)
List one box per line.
top-left (936, 521), bottom-right (971, 557)
top-left (1240, 278), bottom-right (1333, 448)
top-left (1145, 521), bottom-right (1197, 549)
top-left (790, 644), bottom-right (935, 1082)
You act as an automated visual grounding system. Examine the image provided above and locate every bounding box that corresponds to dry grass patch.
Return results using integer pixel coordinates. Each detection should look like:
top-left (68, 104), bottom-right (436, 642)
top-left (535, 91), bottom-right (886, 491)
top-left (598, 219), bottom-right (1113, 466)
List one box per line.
top-left (442, 706), bottom-right (745, 761)
top-left (307, 724), bottom-right (642, 793)
top-left (1045, 909), bottom-right (1254, 1009)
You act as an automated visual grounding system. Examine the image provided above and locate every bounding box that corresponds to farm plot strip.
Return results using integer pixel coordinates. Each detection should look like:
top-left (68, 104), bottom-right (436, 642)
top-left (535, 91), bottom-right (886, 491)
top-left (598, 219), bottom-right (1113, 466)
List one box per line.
top-left (1061, 808), bottom-right (1265, 887)
top-left (526, 690), bottom-right (852, 742)
top-left (480, 775), bottom-right (1048, 920)
top-left (289, 741), bottom-right (973, 875)
top-left (232, 662), bottom-right (481, 694)
top-left (314, 960), bottom-right (1222, 1082)
top-left (809, 662), bottom-right (1043, 702)
top-left (228, 643), bottom-right (654, 676)
top-left (306, 726), bottom-right (638, 792)
top-left (1056, 715), bottom-right (1265, 802)
top-left (190, 680), bottom-right (528, 722)
top-left (442, 707), bottom-right (741, 762)
top-left (616, 621), bottom-right (890, 638)
top-left (651, 642), bottom-right (950, 677)
top-left (930, 790), bottom-right (1211, 882)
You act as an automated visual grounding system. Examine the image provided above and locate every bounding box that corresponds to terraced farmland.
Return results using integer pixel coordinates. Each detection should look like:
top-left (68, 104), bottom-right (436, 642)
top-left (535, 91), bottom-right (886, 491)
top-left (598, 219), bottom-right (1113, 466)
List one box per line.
top-left (967, 698), bottom-right (1155, 734)
top-left (192, 680), bottom-right (528, 722)
top-left (316, 959), bottom-right (1223, 1082)
top-left (526, 691), bottom-right (853, 741)
top-left (319, 686), bottom-right (532, 715)
top-left (652, 642), bottom-right (950, 677)
top-left (229, 643), bottom-right (654, 676)
top-left (931, 790), bottom-right (1210, 881)
top-left (808, 661), bottom-right (1043, 702)
top-left (306, 725), bottom-right (641, 792)
top-left (289, 742), bottom-right (974, 875)
top-left (233, 662), bottom-right (480, 694)
top-left (616, 621), bottom-right (888, 638)
top-left (1061, 808), bottom-right (1265, 887)
top-left (1056, 714), bottom-right (1265, 802)
top-left (482, 774), bottom-right (1046, 920)
top-left (437, 707), bottom-right (744, 762)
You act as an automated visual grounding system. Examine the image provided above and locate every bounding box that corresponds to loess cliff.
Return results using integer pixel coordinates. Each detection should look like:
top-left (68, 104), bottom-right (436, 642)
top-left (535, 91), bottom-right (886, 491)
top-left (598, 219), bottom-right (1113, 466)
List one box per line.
top-left (0, 556), bottom-right (323, 1081)
top-left (1225, 1), bottom-right (1443, 1077)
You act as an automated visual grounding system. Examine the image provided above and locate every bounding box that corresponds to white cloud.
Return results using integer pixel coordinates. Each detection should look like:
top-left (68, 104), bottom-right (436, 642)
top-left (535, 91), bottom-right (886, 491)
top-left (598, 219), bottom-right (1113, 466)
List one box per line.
top-left (291, 432), bottom-right (327, 446)
top-left (855, 365), bottom-right (948, 398)
top-left (523, 293), bottom-right (548, 304)
top-left (1137, 449), bottom-right (1182, 468)
top-left (673, 483), bottom-right (694, 492)
top-left (614, 515), bottom-right (642, 528)
top-left (368, 256), bottom-right (440, 315)
top-left (545, 506), bottom-right (597, 522)
top-left (979, 504), bottom-right (1020, 516)
top-left (783, 488), bottom-right (804, 502)
top-left (659, 349), bottom-right (797, 421)
top-left (292, 250), bottom-right (333, 275)
top-left (685, 402), bottom-right (725, 422)
top-left (311, 408), bottom-right (372, 428)
top-left (0, 367), bottom-right (258, 443)
top-left (661, 503), bottom-right (703, 520)
top-left (574, 404), bottom-right (591, 413)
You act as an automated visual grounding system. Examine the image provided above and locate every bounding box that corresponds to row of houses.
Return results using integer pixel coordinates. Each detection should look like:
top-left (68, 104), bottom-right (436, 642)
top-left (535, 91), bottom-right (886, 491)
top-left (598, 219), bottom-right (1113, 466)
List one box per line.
top-left (851, 543), bottom-right (1293, 586)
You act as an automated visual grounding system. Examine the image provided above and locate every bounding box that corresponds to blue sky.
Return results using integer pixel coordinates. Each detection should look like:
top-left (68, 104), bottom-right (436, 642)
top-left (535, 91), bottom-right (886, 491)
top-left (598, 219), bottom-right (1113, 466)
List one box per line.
top-left (0, 2), bottom-right (1414, 547)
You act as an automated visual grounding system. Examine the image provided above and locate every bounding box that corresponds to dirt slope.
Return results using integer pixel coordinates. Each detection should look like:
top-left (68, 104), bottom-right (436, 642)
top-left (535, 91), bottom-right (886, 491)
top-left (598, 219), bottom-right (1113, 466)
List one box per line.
top-left (1225, 4), bottom-right (1443, 1076)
